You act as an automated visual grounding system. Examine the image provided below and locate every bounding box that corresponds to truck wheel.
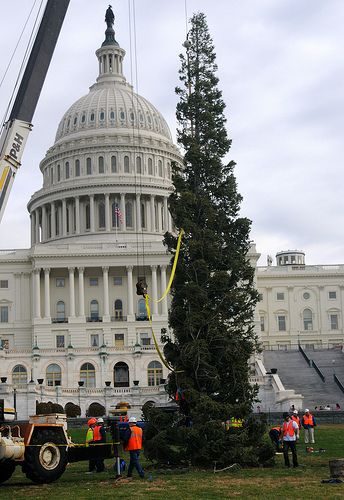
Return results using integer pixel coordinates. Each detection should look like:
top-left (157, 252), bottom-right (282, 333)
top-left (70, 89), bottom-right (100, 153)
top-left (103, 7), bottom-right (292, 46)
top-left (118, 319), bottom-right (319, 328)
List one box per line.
top-left (0, 461), bottom-right (16, 484)
top-left (22, 429), bottom-right (68, 484)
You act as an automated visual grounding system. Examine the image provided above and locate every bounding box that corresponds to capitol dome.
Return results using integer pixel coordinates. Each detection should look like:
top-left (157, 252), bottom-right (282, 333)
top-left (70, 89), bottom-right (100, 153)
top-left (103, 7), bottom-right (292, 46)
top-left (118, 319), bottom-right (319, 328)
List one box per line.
top-left (27, 18), bottom-right (182, 245)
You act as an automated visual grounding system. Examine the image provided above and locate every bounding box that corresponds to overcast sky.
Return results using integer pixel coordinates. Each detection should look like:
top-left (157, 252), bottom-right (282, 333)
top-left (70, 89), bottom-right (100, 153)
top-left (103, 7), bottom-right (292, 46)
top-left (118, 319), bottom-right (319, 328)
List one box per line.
top-left (1, 0), bottom-right (344, 266)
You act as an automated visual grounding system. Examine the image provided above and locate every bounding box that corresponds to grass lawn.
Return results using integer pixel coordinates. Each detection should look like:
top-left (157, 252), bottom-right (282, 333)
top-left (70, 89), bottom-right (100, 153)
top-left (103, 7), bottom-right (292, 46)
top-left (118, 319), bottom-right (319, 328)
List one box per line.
top-left (1, 424), bottom-right (344, 499)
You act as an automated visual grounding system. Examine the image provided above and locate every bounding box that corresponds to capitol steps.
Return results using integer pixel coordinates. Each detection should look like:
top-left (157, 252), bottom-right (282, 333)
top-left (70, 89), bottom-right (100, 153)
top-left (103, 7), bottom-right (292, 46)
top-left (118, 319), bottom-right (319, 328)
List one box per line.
top-left (262, 349), bottom-right (344, 410)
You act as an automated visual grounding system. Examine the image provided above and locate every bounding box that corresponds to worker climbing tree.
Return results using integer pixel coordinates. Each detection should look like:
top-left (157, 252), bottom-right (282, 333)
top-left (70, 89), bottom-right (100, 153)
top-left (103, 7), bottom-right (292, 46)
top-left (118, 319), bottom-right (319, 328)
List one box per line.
top-left (143, 12), bottom-right (273, 468)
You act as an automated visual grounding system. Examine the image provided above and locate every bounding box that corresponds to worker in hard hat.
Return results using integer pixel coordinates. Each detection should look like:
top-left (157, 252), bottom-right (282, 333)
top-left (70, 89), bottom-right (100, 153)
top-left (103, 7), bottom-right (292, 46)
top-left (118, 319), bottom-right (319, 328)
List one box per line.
top-left (123, 416), bottom-right (145, 478)
top-left (93, 417), bottom-right (107, 472)
top-left (85, 418), bottom-right (97, 473)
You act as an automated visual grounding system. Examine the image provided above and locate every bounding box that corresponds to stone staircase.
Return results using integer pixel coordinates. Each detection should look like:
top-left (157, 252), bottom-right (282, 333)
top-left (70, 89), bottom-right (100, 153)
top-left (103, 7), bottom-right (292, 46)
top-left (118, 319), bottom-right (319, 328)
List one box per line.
top-left (262, 349), bottom-right (344, 410)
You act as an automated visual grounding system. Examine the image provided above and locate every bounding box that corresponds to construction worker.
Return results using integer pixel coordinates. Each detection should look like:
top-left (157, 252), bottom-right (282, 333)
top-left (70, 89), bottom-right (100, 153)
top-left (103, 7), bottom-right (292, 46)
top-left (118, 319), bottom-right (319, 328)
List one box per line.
top-left (269, 426), bottom-right (282, 452)
top-left (123, 416), bottom-right (145, 478)
top-left (291, 410), bottom-right (300, 428)
top-left (93, 417), bottom-right (107, 472)
top-left (282, 412), bottom-right (299, 469)
top-left (302, 409), bottom-right (317, 444)
top-left (85, 418), bottom-right (97, 473)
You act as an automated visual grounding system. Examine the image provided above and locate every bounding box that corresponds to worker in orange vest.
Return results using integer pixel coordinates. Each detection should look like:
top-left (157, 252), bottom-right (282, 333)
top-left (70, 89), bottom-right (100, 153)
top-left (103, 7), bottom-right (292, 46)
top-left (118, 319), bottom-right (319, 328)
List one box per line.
top-left (123, 417), bottom-right (145, 478)
top-left (269, 426), bottom-right (282, 452)
top-left (85, 418), bottom-right (97, 473)
top-left (282, 412), bottom-right (299, 469)
top-left (301, 409), bottom-right (317, 444)
top-left (291, 410), bottom-right (300, 428)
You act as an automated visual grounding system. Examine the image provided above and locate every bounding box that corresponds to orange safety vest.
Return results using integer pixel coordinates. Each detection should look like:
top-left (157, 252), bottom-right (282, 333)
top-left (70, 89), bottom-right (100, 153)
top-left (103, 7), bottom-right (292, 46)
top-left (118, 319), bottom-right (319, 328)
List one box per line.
top-left (125, 425), bottom-right (143, 451)
top-left (283, 421), bottom-right (295, 436)
top-left (272, 427), bottom-right (281, 433)
top-left (93, 426), bottom-right (102, 441)
top-left (291, 415), bottom-right (300, 426)
top-left (303, 414), bottom-right (314, 426)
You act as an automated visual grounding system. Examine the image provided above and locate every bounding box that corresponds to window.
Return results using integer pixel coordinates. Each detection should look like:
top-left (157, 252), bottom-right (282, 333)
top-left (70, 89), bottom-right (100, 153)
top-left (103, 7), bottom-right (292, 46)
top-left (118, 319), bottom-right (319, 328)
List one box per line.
top-left (124, 155), bottom-right (130, 173)
top-left (90, 113), bottom-right (95, 122)
top-left (161, 205), bottom-right (164, 231)
top-left (90, 278), bottom-right (98, 286)
top-left (85, 204), bottom-right (90, 230)
top-left (1, 339), bottom-right (9, 349)
top-left (46, 364), bottom-right (61, 386)
top-left (259, 293), bottom-right (263, 301)
top-left (114, 362), bottom-right (129, 387)
top-left (56, 278), bottom-right (65, 287)
top-left (90, 299), bottom-right (99, 319)
top-left (65, 161), bottom-right (70, 179)
top-left (110, 111), bottom-right (115, 120)
top-left (277, 293), bottom-right (284, 301)
top-left (138, 299), bottom-right (147, 319)
top-left (329, 291), bottom-right (337, 299)
top-left (56, 335), bottom-right (65, 348)
top-left (86, 157), bottom-right (92, 175)
top-left (55, 210), bottom-right (60, 236)
top-left (100, 111), bottom-right (105, 121)
top-left (120, 111), bottom-right (125, 120)
top-left (114, 299), bottom-right (123, 320)
top-left (12, 365), bottom-right (27, 384)
top-left (140, 333), bottom-right (151, 345)
top-left (0, 280), bottom-right (8, 288)
top-left (57, 301), bottom-right (66, 321)
top-left (136, 157), bottom-right (142, 174)
top-left (115, 333), bottom-right (124, 346)
top-left (148, 158), bottom-right (153, 175)
top-left (141, 203), bottom-right (145, 228)
top-left (75, 159), bottom-right (80, 177)
top-left (81, 114), bottom-right (86, 123)
top-left (158, 160), bottom-right (162, 177)
top-left (90, 334), bottom-right (99, 347)
top-left (303, 309), bottom-right (313, 330)
top-left (80, 362), bottom-right (95, 387)
top-left (1, 306), bottom-right (8, 323)
top-left (260, 316), bottom-right (265, 332)
top-left (98, 156), bottom-right (104, 173)
top-left (114, 277), bottom-right (122, 285)
top-left (111, 156), bottom-right (117, 173)
top-left (98, 203), bottom-right (105, 228)
top-left (148, 361), bottom-right (163, 386)
top-left (303, 292), bottom-right (310, 300)
top-left (331, 314), bottom-right (338, 330)
top-left (278, 316), bottom-right (286, 331)
top-left (125, 202), bottom-right (132, 228)
top-left (57, 164), bottom-right (61, 181)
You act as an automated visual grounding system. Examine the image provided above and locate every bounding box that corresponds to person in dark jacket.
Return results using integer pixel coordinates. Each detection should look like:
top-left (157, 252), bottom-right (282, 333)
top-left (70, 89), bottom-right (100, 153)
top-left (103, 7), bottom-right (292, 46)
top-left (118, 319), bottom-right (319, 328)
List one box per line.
top-left (123, 416), bottom-right (145, 478)
top-left (269, 426), bottom-right (282, 452)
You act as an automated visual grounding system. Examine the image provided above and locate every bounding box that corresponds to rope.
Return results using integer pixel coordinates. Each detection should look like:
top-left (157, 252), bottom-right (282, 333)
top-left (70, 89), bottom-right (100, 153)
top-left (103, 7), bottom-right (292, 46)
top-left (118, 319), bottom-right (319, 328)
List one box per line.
top-left (144, 230), bottom-right (184, 372)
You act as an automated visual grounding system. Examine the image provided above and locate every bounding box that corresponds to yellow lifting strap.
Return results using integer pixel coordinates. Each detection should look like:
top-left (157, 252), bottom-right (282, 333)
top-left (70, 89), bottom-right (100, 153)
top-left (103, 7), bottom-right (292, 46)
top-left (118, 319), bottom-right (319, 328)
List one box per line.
top-left (144, 229), bottom-right (185, 372)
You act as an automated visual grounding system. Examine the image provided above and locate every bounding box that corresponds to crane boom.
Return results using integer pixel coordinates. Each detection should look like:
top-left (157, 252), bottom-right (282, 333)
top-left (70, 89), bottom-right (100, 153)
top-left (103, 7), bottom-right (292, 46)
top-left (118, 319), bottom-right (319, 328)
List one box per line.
top-left (0, 0), bottom-right (70, 223)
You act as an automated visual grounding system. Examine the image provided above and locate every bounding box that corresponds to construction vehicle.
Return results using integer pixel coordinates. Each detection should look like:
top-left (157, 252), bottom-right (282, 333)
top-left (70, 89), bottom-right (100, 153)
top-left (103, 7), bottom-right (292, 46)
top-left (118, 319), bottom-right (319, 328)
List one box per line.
top-left (0, 2), bottom-right (123, 484)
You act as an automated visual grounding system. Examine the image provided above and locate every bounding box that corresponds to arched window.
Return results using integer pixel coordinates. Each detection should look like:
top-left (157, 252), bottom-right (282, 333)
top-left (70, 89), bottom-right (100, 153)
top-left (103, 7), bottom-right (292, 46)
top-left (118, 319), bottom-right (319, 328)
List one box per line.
top-left (90, 300), bottom-right (99, 320)
top-left (85, 204), bottom-right (90, 230)
top-left (98, 156), bottom-right (104, 174)
top-left (158, 160), bottom-right (162, 177)
top-left (98, 202), bottom-right (105, 228)
top-left (46, 364), bottom-right (61, 386)
top-left (303, 309), bottom-right (313, 330)
top-left (111, 156), bottom-right (117, 173)
top-left (148, 361), bottom-right (163, 386)
top-left (138, 299), bottom-right (147, 319)
top-left (124, 155), bottom-right (130, 173)
top-left (125, 201), bottom-right (132, 228)
top-left (55, 209), bottom-right (60, 235)
top-left (80, 362), bottom-right (95, 388)
top-left (114, 299), bottom-right (123, 320)
top-left (57, 301), bottom-right (65, 321)
top-left (148, 158), bottom-right (153, 175)
top-left (57, 164), bottom-right (61, 181)
top-left (167, 163), bottom-right (171, 178)
top-left (75, 159), bottom-right (80, 177)
top-left (12, 365), bottom-right (27, 384)
top-left (65, 161), bottom-right (70, 179)
top-left (161, 205), bottom-right (164, 231)
top-left (86, 157), bottom-right (92, 175)
top-left (154, 204), bottom-right (158, 231)
top-left (66, 207), bottom-right (70, 233)
top-left (141, 202), bottom-right (145, 228)
top-left (114, 362), bottom-right (129, 387)
top-left (136, 156), bottom-right (142, 174)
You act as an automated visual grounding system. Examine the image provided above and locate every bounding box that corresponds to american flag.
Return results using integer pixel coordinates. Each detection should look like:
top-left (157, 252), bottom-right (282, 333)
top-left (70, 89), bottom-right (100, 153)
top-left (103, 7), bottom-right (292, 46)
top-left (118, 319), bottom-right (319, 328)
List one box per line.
top-left (115, 203), bottom-right (122, 224)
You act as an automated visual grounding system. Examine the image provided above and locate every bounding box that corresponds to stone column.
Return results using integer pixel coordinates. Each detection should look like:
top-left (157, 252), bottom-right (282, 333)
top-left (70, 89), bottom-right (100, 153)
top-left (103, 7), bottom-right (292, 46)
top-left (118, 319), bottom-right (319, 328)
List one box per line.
top-left (35, 209), bottom-right (40, 243)
top-left (62, 199), bottom-right (67, 236)
top-left (78, 267), bottom-right (85, 318)
top-left (160, 265), bottom-right (168, 314)
top-left (163, 196), bottom-right (169, 232)
top-left (41, 205), bottom-right (47, 241)
top-left (69, 267), bottom-right (75, 318)
top-left (51, 201), bottom-right (56, 238)
top-left (150, 194), bottom-right (155, 232)
top-left (102, 266), bottom-right (110, 320)
top-left (14, 273), bottom-right (21, 321)
top-left (33, 268), bottom-right (41, 319)
top-left (151, 265), bottom-right (158, 315)
top-left (126, 265), bottom-right (134, 317)
top-left (30, 212), bottom-right (36, 245)
top-left (44, 268), bottom-right (51, 319)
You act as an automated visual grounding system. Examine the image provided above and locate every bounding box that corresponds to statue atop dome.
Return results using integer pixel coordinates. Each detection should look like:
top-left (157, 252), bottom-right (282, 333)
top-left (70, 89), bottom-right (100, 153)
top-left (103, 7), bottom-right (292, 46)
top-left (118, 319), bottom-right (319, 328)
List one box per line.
top-left (105, 5), bottom-right (115, 28)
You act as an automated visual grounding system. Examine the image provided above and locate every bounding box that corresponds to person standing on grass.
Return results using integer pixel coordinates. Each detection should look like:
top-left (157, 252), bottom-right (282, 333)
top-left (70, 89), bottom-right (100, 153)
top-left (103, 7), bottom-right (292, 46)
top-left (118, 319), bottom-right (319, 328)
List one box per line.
top-left (282, 412), bottom-right (299, 469)
top-left (302, 409), bottom-right (317, 444)
top-left (85, 418), bottom-right (97, 473)
top-left (123, 416), bottom-right (145, 479)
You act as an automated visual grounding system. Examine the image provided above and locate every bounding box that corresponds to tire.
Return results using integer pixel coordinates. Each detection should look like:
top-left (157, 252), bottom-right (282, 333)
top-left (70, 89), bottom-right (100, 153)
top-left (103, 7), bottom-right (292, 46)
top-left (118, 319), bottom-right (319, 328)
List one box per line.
top-left (0, 461), bottom-right (16, 484)
top-left (22, 428), bottom-right (68, 484)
